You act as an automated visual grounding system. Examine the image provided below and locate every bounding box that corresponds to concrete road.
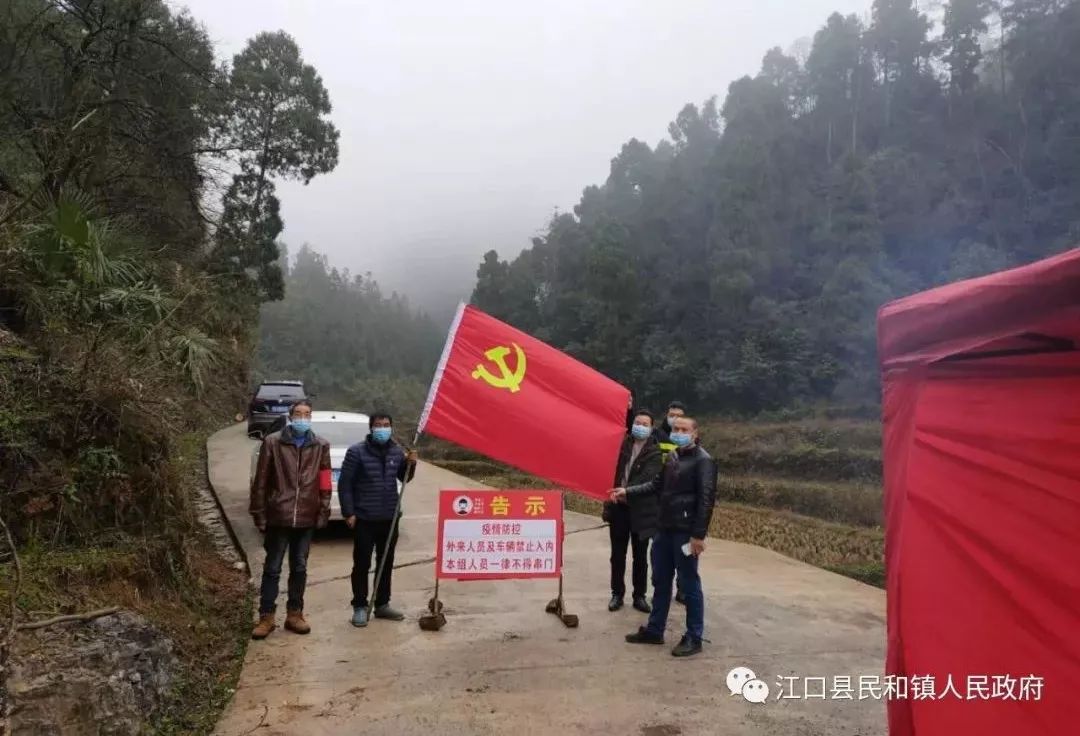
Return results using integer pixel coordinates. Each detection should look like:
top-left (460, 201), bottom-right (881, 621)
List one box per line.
top-left (209, 423), bottom-right (886, 736)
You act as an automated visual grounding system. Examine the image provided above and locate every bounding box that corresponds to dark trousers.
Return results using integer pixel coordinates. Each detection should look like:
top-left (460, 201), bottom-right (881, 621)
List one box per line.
top-left (350, 518), bottom-right (399, 608)
top-left (259, 526), bottom-right (315, 615)
top-left (608, 506), bottom-right (648, 599)
top-left (646, 531), bottom-right (705, 642)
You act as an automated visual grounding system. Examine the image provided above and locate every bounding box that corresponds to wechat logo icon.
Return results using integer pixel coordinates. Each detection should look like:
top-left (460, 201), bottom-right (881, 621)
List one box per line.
top-left (727, 666), bottom-right (770, 704)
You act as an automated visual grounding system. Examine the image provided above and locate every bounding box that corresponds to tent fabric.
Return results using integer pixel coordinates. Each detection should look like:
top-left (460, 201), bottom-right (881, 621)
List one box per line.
top-left (878, 249), bottom-right (1080, 736)
top-left (878, 247), bottom-right (1080, 370)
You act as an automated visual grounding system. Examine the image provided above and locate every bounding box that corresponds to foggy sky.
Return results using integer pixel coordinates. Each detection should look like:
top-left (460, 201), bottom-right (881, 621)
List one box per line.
top-left (177, 0), bottom-right (870, 316)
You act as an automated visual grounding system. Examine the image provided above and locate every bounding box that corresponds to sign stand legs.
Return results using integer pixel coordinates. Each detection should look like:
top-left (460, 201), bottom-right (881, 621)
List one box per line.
top-left (418, 575), bottom-right (446, 631)
top-left (544, 573), bottom-right (579, 628)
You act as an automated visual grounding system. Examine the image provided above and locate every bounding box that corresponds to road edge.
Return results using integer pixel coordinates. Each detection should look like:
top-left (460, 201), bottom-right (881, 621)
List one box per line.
top-left (203, 425), bottom-right (250, 575)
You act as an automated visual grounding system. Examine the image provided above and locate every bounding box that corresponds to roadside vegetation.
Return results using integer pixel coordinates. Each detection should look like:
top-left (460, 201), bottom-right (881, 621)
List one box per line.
top-left (1, 1), bottom-right (338, 731)
top-left (4, 435), bottom-right (251, 734)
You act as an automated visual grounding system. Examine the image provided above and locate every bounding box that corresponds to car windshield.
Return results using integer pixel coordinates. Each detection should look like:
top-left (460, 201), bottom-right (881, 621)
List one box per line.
top-left (256, 384), bottom-right (305, 400)
top-left (311, 422), bottom-right (368, 446)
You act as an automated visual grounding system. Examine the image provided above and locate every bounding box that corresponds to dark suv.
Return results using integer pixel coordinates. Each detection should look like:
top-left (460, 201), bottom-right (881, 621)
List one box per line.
top-left (247, 380), bottom-right (307, 438)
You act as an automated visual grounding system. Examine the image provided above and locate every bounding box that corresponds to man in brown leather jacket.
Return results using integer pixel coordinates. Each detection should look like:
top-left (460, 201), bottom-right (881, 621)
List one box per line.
top-left (249, 400), bottom-right (332, 639)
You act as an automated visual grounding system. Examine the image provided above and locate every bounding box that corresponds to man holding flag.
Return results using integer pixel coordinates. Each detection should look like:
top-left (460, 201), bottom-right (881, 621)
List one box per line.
top-left (338, 412), bottom-right (418, 627)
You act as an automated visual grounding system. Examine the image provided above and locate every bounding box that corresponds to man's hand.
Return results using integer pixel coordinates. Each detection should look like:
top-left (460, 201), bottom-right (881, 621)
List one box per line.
top-left (689, 537), bottom-right (706, 557)
top-left (346, 515), bottom-right (357, 530)
top-left (405, 449), bottom-right (418, 464)
top-left (609, 488), bottom-right (627, 502)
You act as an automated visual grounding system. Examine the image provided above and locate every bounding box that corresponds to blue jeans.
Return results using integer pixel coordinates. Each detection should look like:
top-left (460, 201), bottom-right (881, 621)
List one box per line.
top-left (259, 526), bottom-right (315, 614)
top-left (645, 531), bottom-right (704, 642)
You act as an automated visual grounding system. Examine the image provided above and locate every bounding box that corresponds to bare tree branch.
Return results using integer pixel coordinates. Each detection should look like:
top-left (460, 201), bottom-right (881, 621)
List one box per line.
top-left (16, 607), bottom-right (120, 632)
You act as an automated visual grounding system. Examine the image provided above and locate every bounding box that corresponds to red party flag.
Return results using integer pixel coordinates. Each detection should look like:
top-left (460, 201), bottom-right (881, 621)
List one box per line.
top-left (418, 304), bottom-right (630, 500)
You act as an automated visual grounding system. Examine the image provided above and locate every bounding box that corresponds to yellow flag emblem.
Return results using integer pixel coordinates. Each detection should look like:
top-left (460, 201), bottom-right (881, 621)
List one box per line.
top-left (472, 343), bottom-right (527, 393)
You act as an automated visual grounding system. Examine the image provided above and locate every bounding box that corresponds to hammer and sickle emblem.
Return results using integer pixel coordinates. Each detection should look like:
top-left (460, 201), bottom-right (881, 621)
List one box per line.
top-left (471, 343), bottom-right (527, 393)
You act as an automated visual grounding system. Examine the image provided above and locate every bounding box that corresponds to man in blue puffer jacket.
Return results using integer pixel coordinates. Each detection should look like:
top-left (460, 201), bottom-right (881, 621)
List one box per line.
top-left (338, 412), bottom-right (417, 627)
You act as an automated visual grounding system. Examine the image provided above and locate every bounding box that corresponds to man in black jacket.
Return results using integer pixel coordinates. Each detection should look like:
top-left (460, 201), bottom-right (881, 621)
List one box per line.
top-left (653, 400), bottom-right (688, 605)
top-left (611, 416), bottom-right (717, 657)
top-left (338, 412), bottom-right (417, 627)
top-left (603, 409), bottom-right (662, 613)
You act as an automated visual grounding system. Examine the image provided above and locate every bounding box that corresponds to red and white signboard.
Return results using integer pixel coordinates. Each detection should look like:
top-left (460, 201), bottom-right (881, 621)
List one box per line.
top-left (436, 490), bottom-right (563, 580)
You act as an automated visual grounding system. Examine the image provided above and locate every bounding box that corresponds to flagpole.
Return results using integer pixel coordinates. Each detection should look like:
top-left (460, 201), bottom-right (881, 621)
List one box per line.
top-left (417, 302), bottom-right (466, 436)
top-left (366, 429), bottom-right (421, 622)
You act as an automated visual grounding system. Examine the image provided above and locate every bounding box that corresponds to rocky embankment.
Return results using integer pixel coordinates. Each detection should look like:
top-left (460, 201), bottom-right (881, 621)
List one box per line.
top-left (7, 449), bottom-right (248, 735)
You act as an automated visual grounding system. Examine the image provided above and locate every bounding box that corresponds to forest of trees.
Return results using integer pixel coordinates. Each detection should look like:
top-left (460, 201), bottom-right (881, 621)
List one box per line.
top-left (0, 3), bottom-right (343, 723)
top-left (472, 0), bottom-right (1080, 414)
top-left (257, 245), bottom-right (442, 418)
top-left (0, 0), bottom-right (337, 543)
top-left (6, 0), bottom-right (1080, 519)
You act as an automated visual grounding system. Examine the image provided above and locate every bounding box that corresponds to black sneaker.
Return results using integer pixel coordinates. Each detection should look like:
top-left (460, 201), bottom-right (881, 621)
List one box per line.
top-left (625, 626), bottom-right (664, 645)
top-left (671, 634), bottom-right (702, 657)
top-left (608, 595), bottom-right (624, 612)
top-left (632, 596), bottom-right (651, 614)
top-left (674, 589), bottom-right (686, 606)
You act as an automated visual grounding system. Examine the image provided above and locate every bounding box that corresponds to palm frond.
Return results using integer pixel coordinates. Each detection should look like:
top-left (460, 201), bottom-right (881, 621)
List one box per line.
top-left (23, 194), bottom-right (146, 288)
top-left (97, 283), bottom-right (174, 321)
top-left (166, 327), bottom-right (220, 395)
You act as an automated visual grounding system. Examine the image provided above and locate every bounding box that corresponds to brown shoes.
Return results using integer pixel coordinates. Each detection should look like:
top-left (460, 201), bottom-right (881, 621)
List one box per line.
top-left (251, 613), bottom-right (276, 640)
top-left (252, 610), bottom-right (310, 638)
top-left (284, 609), bottom-right (311, 635)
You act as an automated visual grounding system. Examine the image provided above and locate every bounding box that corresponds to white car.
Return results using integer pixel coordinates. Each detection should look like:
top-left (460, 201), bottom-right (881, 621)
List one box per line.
top-left (249, 410), bottom-right (403, 523)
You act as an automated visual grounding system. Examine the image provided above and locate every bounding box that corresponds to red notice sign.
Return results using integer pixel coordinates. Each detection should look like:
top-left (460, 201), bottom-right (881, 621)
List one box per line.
top-left (436, 490), bottom-right (563, 580)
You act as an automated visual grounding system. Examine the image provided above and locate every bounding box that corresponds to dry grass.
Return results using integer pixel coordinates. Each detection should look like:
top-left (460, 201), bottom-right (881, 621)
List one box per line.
top-left (701, 418), bottom-right (882, 482)
top-left (708, 502), bottom-right (884, 586)
top-left (718, 474), bottom-right (882, 526)
top-left (701, 418), bottom-right (882, 452)
top-left (565, 494), bottom-right (604, 517)
top-left (3, 539), bottom-right (250, 735)
top-left (1, 435), bottom-right (250, 735)
top-left (433, 459), bottom-right (550, 489)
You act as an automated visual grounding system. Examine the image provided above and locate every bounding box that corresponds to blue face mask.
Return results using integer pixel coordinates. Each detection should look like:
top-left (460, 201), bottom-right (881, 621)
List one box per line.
top-left (290, 419), bottom-right (311, 434)
top-left (372, 427), bottom-right (392, 444)
top-left (670, 431), bottom-right (692, 448)
top-left (631, 424), bottom-right (651, 441)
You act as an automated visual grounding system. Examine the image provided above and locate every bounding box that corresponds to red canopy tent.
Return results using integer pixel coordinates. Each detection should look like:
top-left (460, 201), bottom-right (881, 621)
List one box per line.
top-left (878, 248), bottom-right (1080, 736)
